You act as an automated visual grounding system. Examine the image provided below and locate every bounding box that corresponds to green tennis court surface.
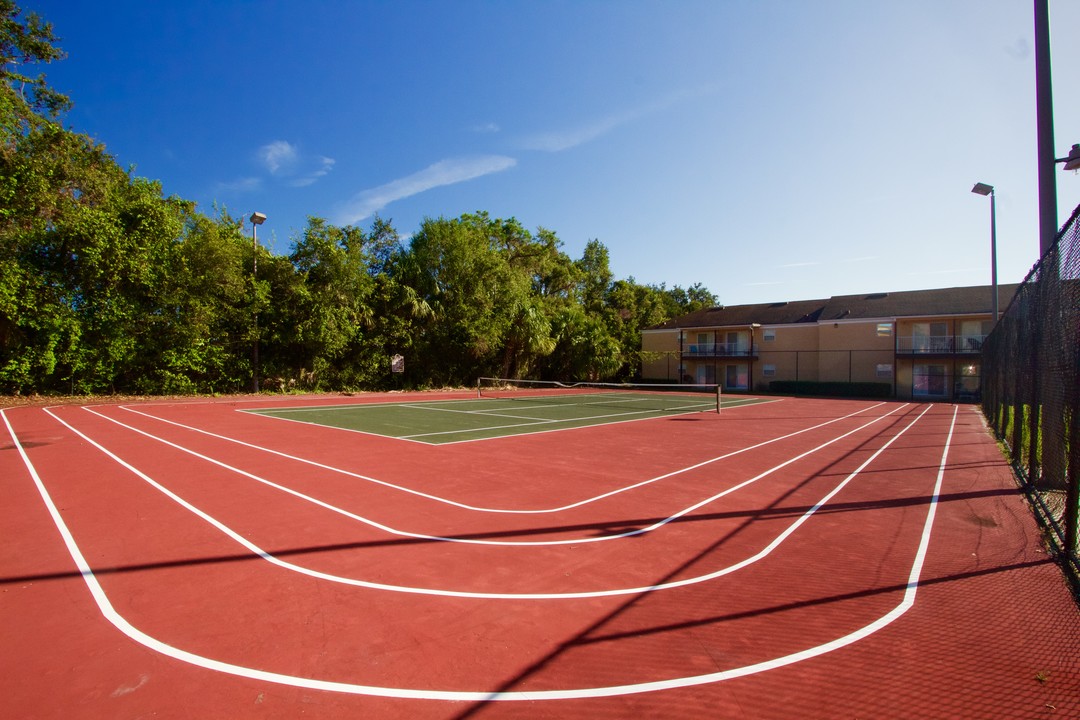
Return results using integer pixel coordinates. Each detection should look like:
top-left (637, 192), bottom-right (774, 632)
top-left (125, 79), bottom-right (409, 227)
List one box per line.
top-left (244, 392), bottom-right (768, 444)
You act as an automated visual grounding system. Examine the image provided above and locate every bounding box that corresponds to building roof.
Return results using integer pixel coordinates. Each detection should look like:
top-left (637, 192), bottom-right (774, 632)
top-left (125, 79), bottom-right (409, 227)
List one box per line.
top-left (818, 284), bottom-right (1020, 321)
top-left (650, 283), bottom-right (1021, 330)
top-left (652, 298), bottom-right (828, 330)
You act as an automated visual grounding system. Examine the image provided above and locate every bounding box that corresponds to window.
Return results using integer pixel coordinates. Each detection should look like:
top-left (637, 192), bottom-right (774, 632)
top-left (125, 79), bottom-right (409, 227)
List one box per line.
top-left (876, 363), bottom-right (893, 378)
top-left (763, 329), bottom-right (776, 342)
top-left (877, 323), bottom-right (893, 336)
top-left (725, 364), bottom-right (748, 390)
top-left (763, 364), bottom-right (776, 377)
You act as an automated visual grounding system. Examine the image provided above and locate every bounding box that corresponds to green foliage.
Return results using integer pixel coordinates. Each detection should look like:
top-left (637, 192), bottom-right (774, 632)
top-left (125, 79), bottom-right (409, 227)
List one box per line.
top-left (0, 0), bottom-right (71, 124)
top-left (0, 1), bottom-right (716, 396)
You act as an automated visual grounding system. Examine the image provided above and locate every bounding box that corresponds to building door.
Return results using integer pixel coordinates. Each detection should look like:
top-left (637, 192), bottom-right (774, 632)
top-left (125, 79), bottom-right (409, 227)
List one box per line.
top-left (696, 364), bottom-right (716, 384)
top-left (725, 364), bottom-right (748, 390)
top-left (913, 363), bottom-right (947, 397)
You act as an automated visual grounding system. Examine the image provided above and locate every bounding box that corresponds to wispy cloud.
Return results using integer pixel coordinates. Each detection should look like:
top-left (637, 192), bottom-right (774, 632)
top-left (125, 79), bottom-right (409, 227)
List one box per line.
top-left (522, 84), bottom-right (720, 153)
top-left (470, 122), bottom-right (501, 134)
top-left (291, 156), bottom-right (336, 187)
top-left (214, 176), bottom-right (262, 193)
top-left (336, 155), bottom-right (517, 224)
top-left (255, 140), bottom-right (335, 187)
top-left (522, 114), bottom-right (630, 152)
top-left (780, 261), bottom-right (821, 269)
top-left (257, 140), bottom-right (298, 174)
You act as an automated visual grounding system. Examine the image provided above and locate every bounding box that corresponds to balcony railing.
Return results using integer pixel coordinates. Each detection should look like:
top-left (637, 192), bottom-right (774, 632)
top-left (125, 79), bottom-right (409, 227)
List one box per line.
top-left (683, 342), bottom-right (753, 357)
top-left (896, 334), bottom-right (986, 355)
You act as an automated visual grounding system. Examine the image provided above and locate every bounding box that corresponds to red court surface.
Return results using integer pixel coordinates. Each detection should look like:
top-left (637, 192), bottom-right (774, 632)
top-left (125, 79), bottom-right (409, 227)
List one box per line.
top-left (2, 393), bottom-right (1078, 719)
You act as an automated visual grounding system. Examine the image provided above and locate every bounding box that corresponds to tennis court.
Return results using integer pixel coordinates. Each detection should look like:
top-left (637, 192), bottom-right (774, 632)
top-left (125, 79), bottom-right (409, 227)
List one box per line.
top-left (245, 380), bottom-right (753, 443)
top-left (2, 389), bottom-right (1078, 719)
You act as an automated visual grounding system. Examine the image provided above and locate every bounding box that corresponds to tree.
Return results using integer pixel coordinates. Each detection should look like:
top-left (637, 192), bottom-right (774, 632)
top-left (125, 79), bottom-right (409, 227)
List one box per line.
top-left (0, 0), bottom-right (70, 127)
top-left (142, 211), bottom-right (252, 393)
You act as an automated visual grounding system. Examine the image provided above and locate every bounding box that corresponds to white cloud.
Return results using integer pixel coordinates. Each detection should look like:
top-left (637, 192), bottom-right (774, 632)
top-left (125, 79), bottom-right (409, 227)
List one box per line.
top-left (291, 156), bottom-right (336, 187)
top-left (522, 114), bottom-right (629, 152)
top-left (471, 122), bottom-right (501, 134)
top-left (257, 140), bottom-right (298, 174)
top-left (336, 155), bottom-right (517, 224)
top-left (214, 176), bottom-right (262, 193)
top-left (254, 141), bottom-right (335, 187)
top-left (522, 84), bottom-right (721, 153)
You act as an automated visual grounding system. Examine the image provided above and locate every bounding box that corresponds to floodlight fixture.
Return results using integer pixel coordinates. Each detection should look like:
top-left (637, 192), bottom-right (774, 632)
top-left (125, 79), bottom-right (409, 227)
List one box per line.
top-left (971, 182), bottom-right (994, 197)
top-left (1058, 143), bottom-right (1080, 172)
top-left (251, 211), bottom-right (267, 225)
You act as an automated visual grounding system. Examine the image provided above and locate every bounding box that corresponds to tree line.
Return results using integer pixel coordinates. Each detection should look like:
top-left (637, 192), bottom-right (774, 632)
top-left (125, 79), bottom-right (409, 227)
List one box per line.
top-left (0, 2), bottom-right (716, 395)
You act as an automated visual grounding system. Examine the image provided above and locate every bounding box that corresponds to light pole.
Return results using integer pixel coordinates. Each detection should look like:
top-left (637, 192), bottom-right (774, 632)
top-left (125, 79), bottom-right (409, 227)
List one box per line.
top-left (971, 183), bottom-right (998, 322)
top-left (251, 212), bottom-right (266, 393)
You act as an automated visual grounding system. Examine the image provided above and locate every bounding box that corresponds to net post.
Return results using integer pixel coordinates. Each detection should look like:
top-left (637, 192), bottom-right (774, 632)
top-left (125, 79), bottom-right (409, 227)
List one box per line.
top-left (476, 377), bottom-right (482, 399)
top-left (716, 384), bottom-right (722, 414)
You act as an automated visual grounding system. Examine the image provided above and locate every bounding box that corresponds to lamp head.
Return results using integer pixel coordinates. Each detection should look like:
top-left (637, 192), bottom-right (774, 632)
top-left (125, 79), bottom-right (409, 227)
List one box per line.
top-left (250, 212), bottom-right (267, 225)
top-left (1062, 144), bottom-right (1080, 172)
top-left (971, 182), bottom-right (994, 197)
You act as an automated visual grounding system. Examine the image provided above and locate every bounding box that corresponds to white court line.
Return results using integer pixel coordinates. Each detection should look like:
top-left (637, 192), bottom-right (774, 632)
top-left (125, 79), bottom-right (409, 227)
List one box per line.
top-left (1, 404), bottom-right (958, 700)
top-left (26, 403), bottom-right (927, 598)
top-left (399, 402), bottom-right (560, 423)
top-left (120, 402), bottom-right (889, 514)
top-left (250, 399), bottom-right (717, 443)
top-left (87, 404), bottom-right (909, 549)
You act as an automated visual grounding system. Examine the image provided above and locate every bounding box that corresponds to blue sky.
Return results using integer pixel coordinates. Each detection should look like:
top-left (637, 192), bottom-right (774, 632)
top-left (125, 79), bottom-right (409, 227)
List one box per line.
top-left (29, 0), bottom-right (1080, 306)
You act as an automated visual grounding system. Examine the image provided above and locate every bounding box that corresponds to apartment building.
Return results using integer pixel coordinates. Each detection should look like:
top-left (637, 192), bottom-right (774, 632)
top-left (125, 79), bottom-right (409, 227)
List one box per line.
top-left (641, 284), bottom-right (1019, 402)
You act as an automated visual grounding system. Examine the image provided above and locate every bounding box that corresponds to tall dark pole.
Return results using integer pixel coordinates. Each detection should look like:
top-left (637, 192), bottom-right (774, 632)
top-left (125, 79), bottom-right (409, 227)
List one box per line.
top-left (990, 189), bottom-right (998, 321)
top-left (250, 212), bottom-right (266, 393)
top-left (972, 182), bottom-right (998, 322)
top-left (252, 219), bottom-right (259, 393)
top-left (1034, 0), bottom-right (1057, 257)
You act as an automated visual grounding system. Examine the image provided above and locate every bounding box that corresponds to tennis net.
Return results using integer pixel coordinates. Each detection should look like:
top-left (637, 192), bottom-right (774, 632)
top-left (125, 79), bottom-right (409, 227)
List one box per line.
top-left (476, 377), bottom-right (721, 414)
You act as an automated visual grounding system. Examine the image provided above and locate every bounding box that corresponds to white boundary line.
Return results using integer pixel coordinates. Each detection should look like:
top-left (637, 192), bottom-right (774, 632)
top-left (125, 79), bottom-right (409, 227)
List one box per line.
top-left (118, 402), bottom-right (891, 514)
top-left (237, 394), bottom-right (768, 446)
top-left (20, 403), bottom-right (929, 599)
top-left (0, 404), bottom-right (959, 700)
top-left (74, 404), bottom-right (908, 549)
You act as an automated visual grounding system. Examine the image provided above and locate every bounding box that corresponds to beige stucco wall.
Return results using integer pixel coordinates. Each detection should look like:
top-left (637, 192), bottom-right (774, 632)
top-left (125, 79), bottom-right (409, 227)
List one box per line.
top-left (641, 312), bottom-right (991, 398)
top-left (753, 324), bottom-right (820, 388)
top-left (816, 320), bottom-right (895, 384)
top-left (641, 329), bottom-right (680, 380)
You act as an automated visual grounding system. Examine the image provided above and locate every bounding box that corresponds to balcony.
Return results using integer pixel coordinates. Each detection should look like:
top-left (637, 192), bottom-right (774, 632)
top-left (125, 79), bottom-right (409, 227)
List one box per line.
top-left (683, 342), bottom-right (754, 358)
top-left (896, 335), bottom-right (986, 355)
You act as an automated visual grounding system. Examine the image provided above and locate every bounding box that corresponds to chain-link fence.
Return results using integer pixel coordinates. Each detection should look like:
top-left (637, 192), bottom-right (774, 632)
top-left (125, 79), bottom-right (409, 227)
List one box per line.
top-left (982, 202), bottom-right (1080, 592)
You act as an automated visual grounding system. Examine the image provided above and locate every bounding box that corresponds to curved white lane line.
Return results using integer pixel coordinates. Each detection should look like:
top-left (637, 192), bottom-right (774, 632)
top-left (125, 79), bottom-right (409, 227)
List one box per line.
top-left (118, 402), bottom-right (890, 514)
top-left (76, 404), bottom-right (906, 547)
top-left (1, 405), bottom-right (958, 700)
top-left (30, 405), bottom-right (931, 598)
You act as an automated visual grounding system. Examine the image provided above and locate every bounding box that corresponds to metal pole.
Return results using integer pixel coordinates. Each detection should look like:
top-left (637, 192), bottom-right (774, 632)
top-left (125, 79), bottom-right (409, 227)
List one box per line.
top-left (990, 189), bottom-right (999, 321)
top-left (1034, 0), bottom-right (1057, 257)
top-left (252, 221), bottom-right (259, 393)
